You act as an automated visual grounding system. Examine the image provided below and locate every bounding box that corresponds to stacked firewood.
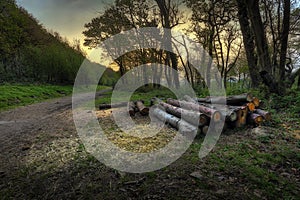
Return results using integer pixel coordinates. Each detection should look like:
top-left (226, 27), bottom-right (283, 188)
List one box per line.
top-left (151, 93), bottom-right (271, 134)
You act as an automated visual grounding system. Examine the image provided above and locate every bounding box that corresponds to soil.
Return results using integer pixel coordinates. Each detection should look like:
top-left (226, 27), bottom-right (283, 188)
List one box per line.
top-left (0, 90), bottom-right (299, 199)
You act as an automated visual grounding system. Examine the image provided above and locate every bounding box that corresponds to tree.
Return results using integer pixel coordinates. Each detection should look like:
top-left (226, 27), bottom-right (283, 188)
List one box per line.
top-left (154, 0), bottom-right (182, 88)
top-left (236, 0), bottom-right (260, 87)
top-left (186, 0), bottom-right (239, 88)
top-left (83, 0), bottom-right (186, 88)
top-left (83, 5), bottom-right (133, 77)
top-left (236, 0), bottom-right (293, 95)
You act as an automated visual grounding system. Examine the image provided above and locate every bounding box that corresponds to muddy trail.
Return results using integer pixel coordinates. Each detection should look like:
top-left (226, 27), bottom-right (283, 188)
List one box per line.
top-left (0, 90), bottom-right (299, 199)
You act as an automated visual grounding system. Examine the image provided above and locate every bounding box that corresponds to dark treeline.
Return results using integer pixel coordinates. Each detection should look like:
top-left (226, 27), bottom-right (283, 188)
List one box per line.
top-left (0, 0), bottom-right (119, 85)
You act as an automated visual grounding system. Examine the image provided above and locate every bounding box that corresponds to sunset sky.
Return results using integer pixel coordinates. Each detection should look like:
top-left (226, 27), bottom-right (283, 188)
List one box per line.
top-left (16, 0), bottom-right (111, 62)
top-left (14, 0), bottom-right (193, 67)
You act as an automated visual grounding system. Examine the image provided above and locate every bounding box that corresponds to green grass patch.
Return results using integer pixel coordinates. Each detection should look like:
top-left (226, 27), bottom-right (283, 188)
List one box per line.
top-left (0, 84), bottom-right (110, 111)
top-left (188, 137), bottom-right (299, 199)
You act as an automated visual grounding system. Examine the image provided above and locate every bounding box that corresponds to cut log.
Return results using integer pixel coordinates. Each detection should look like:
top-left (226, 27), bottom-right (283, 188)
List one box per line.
top-left (136, 100), bottom-right (149, 116)
top-left (99, 102), bottom-right (128, 110)
top-left (184, 95), bottom-right (234, 122)
top-left (247, 102), bottom-right (256, 111)
top-left (166, 98), bottom-right (181, 107)
top-left (167, 99), bottom-right (223, 123)
top-left (235, 106), bottom-right (248, 128)
top-left (218, 108), bottom-right (237, 122)
top-left (247, 113), bottom-right (264, 125)
top-left (198, 103), bottom-right (237, 122)
top-left (158, 101), bottom-right (208, 127)
top-left (128, 101), bottom-right (137, 116)
top-left (185, 94), bottom-right (235, 123)
top-left (196, 93), bottom-right (254, 105)
top-left (254, 109), bottom-right (271, 121)
top-left (152, 108), bottom-right (198, 135)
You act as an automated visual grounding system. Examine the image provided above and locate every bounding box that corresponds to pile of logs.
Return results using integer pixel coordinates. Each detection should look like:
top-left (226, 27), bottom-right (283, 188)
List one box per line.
top-left (98, 93), bottom-right (271, 135)
top-left (151, 93), bottom-right (271, 134)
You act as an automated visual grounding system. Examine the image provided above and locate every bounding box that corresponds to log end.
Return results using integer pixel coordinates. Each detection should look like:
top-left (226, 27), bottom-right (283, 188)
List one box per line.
top-left (255, 115), bottom-right (264, 125)
top-left (212, 111), bottom-right (222, 122)
top-left (228, 111), bottom-right (237, 122)
top-left (247, 102), bottom-right (256, 112)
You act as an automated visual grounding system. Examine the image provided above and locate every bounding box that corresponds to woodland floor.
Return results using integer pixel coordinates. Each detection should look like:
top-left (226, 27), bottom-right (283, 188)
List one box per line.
top-left (0, 89), bottom-right (299, 199)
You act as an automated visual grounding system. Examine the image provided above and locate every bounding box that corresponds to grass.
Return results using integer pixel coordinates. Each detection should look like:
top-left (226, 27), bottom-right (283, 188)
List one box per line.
top-left (0, 84), bottom-right (111, 111)
top-left (95, 86), bottom-right (176, 107)
top-left (186, 128), bottom-right (299, 198)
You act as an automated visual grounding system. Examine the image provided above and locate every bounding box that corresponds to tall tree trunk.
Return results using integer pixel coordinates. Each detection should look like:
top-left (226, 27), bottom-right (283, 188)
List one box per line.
top-left (223, 71), bottom-right (227, 89)
top-left (236, 0), bottom-right (260, 87)
top-left (155, 0), bottom-right (180, 88)
top-left (207, 25), bottom-right (214, 88)
top-left (278, 0), bottom-right (291, 94)
top-left (245, 0), bottom-right (279, 93)
top-left (246, 0), bottom-right (271, 72)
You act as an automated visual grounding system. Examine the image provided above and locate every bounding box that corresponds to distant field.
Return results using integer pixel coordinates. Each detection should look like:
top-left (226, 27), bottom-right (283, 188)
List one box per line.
top-left (0, 84), bottom-right (110, 111)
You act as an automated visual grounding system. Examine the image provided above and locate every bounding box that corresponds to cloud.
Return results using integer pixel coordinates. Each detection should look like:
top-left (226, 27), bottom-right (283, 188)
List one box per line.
top-left (16, 0), bottom-right (109, 38)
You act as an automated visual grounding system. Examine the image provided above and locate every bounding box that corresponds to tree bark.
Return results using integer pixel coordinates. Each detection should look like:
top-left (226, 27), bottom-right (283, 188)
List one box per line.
top-left (247, 113), bottom-right (263, 125)
top-left (195, 93), bottom-right (253, 105)
top-left (158, 101), bottom-right (208, 127)
top-left (197, 102), bottom-right (238, 122)
top-left (246, 0), bottom-right (271, 70)
top-left (234, 106), bottom-right (248, 128)
top-left (254, 109), bottom-right (271, 121)
top-left (152, 107), bottom-right (198, 135)
top-left (183, 95), bottom-right (237, 122)
top-left (278, 0), bottom-right (291, 94)
top-left (245, 0), bottom-right (279, 93)
top-left (155, 0), bottom-right (180, 88)
top-left (166, 99), bottom-right (222, 122)
top-left (236, 0), bottom-right (260, 86)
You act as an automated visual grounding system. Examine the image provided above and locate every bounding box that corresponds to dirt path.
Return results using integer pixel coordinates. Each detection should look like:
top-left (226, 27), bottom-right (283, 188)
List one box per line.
top-left (0, 89), bottom-right (111, 173)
